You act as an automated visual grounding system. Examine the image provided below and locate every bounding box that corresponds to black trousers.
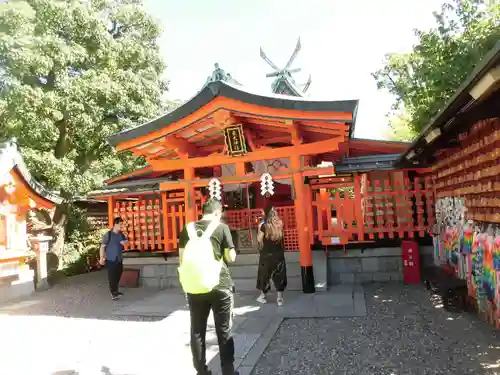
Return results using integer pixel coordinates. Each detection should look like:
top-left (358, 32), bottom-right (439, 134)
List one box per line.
top-left (187, 289), bottom-right (235, 375)
top-left (106, 260), bottom-right (123, 296)
top-left (256, 253), bottom-right (287, 293)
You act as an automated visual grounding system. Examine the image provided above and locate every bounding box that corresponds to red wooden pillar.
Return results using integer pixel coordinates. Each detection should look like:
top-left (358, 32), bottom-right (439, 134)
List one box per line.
top-left (184, 167), bottom-right (196, 223)
top-left (161, 191), bottom-right (170, 252)
top-left (353, 173), bottom-right (364, 241)
top-left (319, 188), bottom-right (329, 230)
top-left (107, 196), bottom-right (115, 228)
top-left (303, 184), bottom-right (314, 245)
top-left (291, 154), bottom-right (315, 293)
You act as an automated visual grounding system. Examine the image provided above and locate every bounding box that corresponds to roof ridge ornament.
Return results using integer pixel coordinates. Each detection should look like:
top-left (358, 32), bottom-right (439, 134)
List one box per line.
top-left (206, 63), bottom-right (241, 86)
top-left (260, 37), bottom-right (312, 95)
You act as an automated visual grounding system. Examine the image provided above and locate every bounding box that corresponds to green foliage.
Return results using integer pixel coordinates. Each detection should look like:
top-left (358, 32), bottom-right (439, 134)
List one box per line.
top-left (329, 187), bottom-right (354, 199)
top-left (383, 112), bottom-right (418, 142)
top-left (62, 226), bottom-right (105, 276)
top-left (373, 0), bottom-right (500, 134)
top-left (60, 204), bottom-right (105, 275)
top-left (0, 0), bottom-right (167, 194)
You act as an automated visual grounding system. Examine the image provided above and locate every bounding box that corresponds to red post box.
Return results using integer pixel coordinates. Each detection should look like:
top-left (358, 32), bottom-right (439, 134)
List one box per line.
top-left (402, 240), bottom-right (420, 284)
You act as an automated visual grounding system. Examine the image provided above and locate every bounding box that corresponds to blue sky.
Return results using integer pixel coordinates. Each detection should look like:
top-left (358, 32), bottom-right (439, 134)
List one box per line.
top-left (143, 0), bottom-right (443, 140)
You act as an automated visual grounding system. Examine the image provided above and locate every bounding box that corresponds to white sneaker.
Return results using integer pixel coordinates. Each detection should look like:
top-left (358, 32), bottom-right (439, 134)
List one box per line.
top-left (256, 294), bottom-right (267, 304)
top-left (277, 298), bottom-right (284, 307)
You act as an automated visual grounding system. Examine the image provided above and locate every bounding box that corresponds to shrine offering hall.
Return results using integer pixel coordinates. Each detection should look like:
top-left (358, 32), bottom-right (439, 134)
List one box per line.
top-left (89, 60), bottom-right (434, 293)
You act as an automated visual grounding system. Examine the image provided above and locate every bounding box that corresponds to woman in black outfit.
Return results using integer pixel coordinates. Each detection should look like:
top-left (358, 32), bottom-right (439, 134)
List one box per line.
top-left (256, 206), bottom-right (287, 306)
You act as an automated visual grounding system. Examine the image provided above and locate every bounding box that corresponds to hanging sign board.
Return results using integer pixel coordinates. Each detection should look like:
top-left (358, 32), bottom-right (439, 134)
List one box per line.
top-left (224, 124), bottom-right (247, 157)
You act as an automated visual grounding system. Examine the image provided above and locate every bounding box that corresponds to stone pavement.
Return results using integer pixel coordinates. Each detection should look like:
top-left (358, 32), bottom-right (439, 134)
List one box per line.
top-left (114, 284), bottom-right (366, 375)
top-left (0, 271), bottom-right (366, 375)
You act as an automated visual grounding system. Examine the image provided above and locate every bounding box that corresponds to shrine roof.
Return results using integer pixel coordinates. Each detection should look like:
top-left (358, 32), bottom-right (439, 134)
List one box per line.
top-left (347, 138), bottom-right (409, 154)
top-left (107, 80), bottom-right (359, 149)
top-left (335, 154), bottom-right (402, 173)
top-left (0, 141), bottom-right (63, 205)
top-left (399, 41), bottom-right (500, 166)
top-left (271, 75), bottom-right (306, 97)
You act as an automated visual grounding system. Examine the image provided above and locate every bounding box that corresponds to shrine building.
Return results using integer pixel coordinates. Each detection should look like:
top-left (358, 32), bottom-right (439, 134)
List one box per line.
top-left (0, 141), bottom-right (63, 303)
top-left (89, 41), bottom-right (434, 292)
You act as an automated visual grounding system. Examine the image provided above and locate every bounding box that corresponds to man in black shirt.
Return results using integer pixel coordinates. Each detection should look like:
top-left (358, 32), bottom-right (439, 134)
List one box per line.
top-left (179, 199), bottom-right (238, 375)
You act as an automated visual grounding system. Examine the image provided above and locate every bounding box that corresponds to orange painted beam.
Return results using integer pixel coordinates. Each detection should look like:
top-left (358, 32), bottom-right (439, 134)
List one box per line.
top-left (212, 109), bottom-right (238, 128)
top-left (203, 143), bottom-right (226, 153)
top-left (138, 136), bottom-right (197, 159)
top-left (158, 165), bottom-right (335, 191)
top-left (150, 137), bottom-right (341, 172)
top-left (175, 117), bottom-right (216, 137)
top-left (286, 120), bottom-right (303, 145)
top-left (253, 136), bottom-right (291, 147)
top-left (146, 148), bottom-right (176, 161)
top-left (235, 162), bottom-right (246, 176)
top-left (116, 97), bottom-right (353, 152)
top-left (301, 125), bottom-right (349, 136)
top-left (243, 127), bottom-right (257, 151)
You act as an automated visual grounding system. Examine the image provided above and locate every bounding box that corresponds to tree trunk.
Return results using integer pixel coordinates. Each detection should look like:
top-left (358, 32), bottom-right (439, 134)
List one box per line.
top-left (50, 202), bottom-right (69, 269)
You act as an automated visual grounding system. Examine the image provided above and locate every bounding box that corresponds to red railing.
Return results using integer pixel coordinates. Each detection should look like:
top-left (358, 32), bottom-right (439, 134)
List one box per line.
top-left (224, 206), bottom-right (299, 251)
top-left (312, 173), bottom-right (435, 245)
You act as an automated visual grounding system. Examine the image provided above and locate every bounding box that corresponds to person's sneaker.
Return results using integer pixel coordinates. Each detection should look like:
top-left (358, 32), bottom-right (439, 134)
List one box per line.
top-left (256, 294), bottom-right (267, 304)
top-left (277, 298), bottom-right (284, 307)
top-left (111, 294), bottom-right (120, 300)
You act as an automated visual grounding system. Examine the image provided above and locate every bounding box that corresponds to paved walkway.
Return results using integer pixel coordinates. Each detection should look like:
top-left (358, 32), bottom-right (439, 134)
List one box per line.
top-left (115, 284), bottom-right (366, 374)
top-left (0, 271), bottom-right (365, 375)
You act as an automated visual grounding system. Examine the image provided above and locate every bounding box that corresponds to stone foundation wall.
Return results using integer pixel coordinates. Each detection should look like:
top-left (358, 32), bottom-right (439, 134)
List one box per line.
top-left (123, 253), bottom-right (309, 291)
top-left (123, 257), bottom-right (180, 288)
top-left (123, 246), bottom-right (433, 289)
top-left (327, 245), bottom-right (433, 284)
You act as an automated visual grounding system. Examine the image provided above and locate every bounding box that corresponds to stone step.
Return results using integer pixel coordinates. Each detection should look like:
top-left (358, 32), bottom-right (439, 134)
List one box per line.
top-left (229, 262), bottom-right (301, 279)
top-left (141, 274), bottom-right (304, 291)
top-left (232, 252), bottom-right (300, 265)
top-left (233, 275), bottom-right (303, 292)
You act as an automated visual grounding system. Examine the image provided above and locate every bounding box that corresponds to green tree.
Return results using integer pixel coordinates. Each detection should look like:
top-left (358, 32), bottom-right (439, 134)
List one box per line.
top-left (0, 0), bottom-right (167, 258)
top-left (373, 0), bottom-right (500, 134)
top-left (383, 112), bottom-right (417, 142)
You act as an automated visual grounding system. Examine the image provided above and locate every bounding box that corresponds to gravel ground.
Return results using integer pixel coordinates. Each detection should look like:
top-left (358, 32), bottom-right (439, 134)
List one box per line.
top-left (252, 283), bottom-right (500, 375)
top-left (0, 269), bottom-right (161, 321)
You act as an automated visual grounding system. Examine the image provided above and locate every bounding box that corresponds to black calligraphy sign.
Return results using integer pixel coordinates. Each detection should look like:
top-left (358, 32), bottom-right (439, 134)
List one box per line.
top-left (224, 124), bottom-right (247, 156)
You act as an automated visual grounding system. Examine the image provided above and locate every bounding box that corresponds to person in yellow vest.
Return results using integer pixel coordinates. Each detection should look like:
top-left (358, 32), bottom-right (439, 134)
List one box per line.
top-left (178, 199), bottom-right (239, 375)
